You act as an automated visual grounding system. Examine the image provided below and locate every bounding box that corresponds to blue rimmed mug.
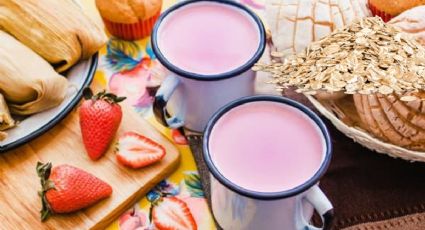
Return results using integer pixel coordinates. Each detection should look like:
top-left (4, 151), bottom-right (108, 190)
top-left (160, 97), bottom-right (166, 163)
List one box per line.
top-left (151, 0), bottom-right (266, 132)
top-left (203, 95), bottom-right (334, 230)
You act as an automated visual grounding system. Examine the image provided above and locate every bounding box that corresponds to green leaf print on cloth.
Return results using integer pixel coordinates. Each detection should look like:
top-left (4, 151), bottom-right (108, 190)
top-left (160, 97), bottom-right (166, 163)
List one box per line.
top-left (184, 172), bottom-right (205, 198)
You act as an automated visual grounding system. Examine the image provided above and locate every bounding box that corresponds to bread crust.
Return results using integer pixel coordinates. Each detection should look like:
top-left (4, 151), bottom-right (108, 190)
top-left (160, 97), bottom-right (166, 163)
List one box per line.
top-left (369, 0), bottom-right (425, 16)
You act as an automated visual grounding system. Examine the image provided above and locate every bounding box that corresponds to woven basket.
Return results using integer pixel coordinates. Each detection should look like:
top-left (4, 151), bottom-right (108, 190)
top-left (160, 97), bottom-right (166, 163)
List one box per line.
top-left (306, 95), bottom-right (425, 162)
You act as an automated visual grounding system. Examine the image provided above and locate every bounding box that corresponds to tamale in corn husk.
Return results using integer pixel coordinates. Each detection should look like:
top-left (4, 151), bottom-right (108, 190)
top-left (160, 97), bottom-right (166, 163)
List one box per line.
top-left (0, 0), bottom-right (107, 72)
top-left (0, 31), bottom-right (68, 115)
top-left (0, 94), bottom-right (14, 131)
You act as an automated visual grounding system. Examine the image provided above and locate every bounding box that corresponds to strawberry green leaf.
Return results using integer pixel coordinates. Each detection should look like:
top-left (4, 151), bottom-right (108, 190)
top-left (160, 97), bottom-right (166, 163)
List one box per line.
top-left (89, 90), bottom-right (126, 104)
top-left (115, 96), bottom-right (127, 103)
top-left (44, 180), bottom-right (56, 191)
top-left (36, 162), bottom-right (55, 221)
top-left (184, 172), bottom-right (204, 198)
top-left (103, 93), bottom-right (116, 98)
top-left (40, 195), bottom-right (52, 222)
top-left (36, 162), bottom-right (51, 179)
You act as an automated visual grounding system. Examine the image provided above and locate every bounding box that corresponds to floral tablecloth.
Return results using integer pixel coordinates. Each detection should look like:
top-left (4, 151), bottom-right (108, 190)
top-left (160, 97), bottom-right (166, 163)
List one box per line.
top-left (81, 0), bottom-right (266, 229)
top-left (79, 1), bottom-right (425, 229)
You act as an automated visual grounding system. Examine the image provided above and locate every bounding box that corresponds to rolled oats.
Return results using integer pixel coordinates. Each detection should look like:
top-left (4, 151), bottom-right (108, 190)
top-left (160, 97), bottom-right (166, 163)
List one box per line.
top-left (254, 17), bottom-right (425, 96)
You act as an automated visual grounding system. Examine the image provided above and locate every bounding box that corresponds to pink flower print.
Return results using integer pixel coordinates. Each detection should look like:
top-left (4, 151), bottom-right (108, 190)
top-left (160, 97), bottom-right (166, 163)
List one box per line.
top-left (109, 58), bottom-right (167, 108)
top-left (119, 209), bottom-right (147, 230)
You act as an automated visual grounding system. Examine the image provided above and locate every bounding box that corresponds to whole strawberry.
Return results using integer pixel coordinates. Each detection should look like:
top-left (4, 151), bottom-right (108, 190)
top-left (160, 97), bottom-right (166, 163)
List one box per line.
top-left (37, 162), bottom-right (112, 221)
top-left (79, 88), bottom-right (126, 160)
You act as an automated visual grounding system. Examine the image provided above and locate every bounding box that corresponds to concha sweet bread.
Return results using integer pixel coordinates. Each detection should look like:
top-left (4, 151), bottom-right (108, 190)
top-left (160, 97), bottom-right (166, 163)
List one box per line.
top-left (265, 0), bottom-right (370, 57)
top-left (389, 6), bottom-right (425, 46)
top-left (350, 7), bottom-right (425, 151)
top-left (353, 93), bottom-right (425, 151)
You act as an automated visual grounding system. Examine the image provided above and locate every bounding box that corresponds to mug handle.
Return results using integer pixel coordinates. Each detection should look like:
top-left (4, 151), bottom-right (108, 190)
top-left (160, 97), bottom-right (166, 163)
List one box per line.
top-left (295, 185), bottom-right (334, 230)
top-left (153, 75), bottom-right (185, 128)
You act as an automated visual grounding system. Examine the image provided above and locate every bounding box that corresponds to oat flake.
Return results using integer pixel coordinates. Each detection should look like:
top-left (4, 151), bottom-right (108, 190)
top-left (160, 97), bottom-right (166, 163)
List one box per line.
top-left (254, 17), bottom-right (425, 96)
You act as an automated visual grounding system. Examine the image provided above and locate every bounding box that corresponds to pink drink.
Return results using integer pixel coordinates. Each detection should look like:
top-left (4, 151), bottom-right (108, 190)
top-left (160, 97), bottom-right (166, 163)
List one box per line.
top-left (209, 101), bottom-right (325, 193)
top-left (157, 2), bottom-right (260, 75)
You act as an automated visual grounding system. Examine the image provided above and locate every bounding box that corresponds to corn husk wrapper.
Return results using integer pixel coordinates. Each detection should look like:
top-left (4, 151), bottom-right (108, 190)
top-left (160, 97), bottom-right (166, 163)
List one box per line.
top-left (0, 94), bottom-right (14, 131)
top-left (0, 0), bottom-right (107, 72)
top-left (0, 31), bottom-right (68, 115)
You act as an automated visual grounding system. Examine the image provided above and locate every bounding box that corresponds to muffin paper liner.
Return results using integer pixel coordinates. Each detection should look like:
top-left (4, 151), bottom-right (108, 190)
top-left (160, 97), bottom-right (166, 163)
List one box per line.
top-left (103, 11), bottom-right (161, 40)
top-left (368, 0), bottom-right (394, 22)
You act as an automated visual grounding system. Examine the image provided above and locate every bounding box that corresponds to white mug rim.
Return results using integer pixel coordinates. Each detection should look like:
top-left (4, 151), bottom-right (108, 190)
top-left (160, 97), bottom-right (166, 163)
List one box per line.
top-left (203, 95), bottom-right (333, 200)
top-left (151, 0), bottom-right (266, 81)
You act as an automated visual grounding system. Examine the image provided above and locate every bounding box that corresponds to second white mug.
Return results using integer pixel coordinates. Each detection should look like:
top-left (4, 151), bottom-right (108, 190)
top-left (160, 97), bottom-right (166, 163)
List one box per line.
top-left (203, 96), bottom-right (334, 230)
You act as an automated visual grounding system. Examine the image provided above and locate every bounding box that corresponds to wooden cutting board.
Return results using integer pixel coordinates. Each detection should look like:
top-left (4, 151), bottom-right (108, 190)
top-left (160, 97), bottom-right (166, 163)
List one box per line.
top-left (0, 85), bottom-right (180, 229)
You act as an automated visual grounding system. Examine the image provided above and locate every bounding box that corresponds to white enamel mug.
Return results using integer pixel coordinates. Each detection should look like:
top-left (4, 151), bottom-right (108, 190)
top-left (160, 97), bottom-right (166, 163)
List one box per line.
top-left (151, 0), bottom-right (266, 132)
top-left (203, 96), bottom-right (334, 230)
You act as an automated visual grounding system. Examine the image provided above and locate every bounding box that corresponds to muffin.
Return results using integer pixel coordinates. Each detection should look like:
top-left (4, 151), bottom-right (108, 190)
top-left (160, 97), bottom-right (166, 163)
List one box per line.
top-left (368, 0), bottom-right (425, 22)
top-left (96, 0), bottom-right (162, 40)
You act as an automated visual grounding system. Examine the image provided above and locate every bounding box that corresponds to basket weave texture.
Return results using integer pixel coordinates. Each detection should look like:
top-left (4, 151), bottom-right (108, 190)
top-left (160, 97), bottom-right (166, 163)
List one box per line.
top-left (306, 95), bottom-right (425, 162)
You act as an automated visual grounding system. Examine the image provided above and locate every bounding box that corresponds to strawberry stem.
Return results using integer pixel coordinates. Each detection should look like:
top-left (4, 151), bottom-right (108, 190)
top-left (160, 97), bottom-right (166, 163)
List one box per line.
top-left (37, 162), bottom-right (56, 221)
top-left (83, 87), bottom-right (126, 104)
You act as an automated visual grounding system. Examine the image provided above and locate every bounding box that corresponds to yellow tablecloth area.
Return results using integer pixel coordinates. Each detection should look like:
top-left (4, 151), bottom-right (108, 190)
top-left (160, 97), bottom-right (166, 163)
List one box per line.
top-left (81, 0), bottom-right (267, 229)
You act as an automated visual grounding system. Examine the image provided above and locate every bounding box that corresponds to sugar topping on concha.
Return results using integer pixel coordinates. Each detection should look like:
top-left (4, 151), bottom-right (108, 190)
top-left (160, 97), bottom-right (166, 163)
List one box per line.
top-left (265, 0), bottom-right (371, 57)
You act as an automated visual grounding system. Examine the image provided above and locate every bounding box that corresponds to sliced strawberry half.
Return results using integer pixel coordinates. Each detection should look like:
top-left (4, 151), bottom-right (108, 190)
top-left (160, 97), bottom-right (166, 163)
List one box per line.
top-left (152, 197), bottom-right (197, 230)
top-left (171, 129), bottom-right (188, 145)
top-left (116, 132), bottom-right (166, 169)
